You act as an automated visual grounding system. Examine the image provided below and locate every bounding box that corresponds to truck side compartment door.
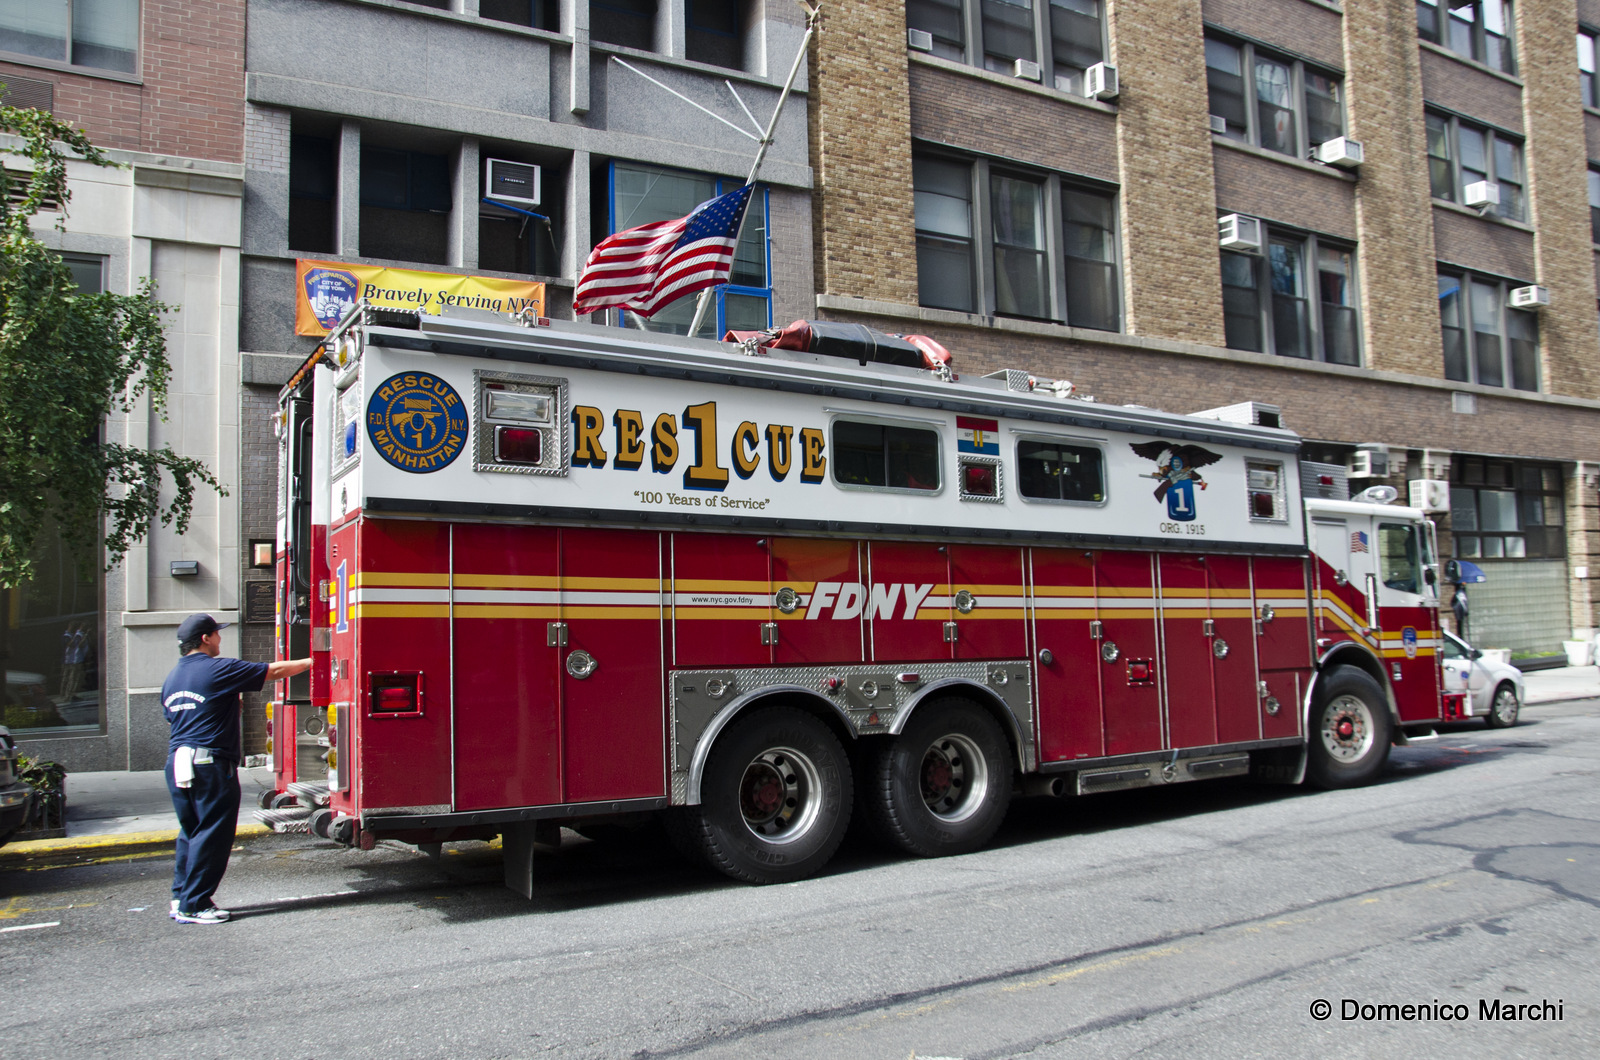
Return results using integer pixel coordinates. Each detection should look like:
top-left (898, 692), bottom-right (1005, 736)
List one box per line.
top-left (948, 544), bottom-right (1028, 661)
top-left (671, 532), bottom-right (772, 668)
top-left (1095, 551), bottom-right (1164, 755)
top-left (560, 528), bottom-right (666, 802)
top-left (771, 537), bottom-right (864, 665)
top-left (1206, 554), bottom-right (1260, 745)
top-left (1031, 548), bottom-right (1104, 762)
top-left (866, 541), bottom-right (950, 662)
top-left (1159, 554), bottom-right (1219, 749)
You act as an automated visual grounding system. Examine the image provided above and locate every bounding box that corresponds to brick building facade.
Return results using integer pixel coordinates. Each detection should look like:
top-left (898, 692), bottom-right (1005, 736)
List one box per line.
top-left (2, 1), bottom-right (249, 769)
top-left (808, 0), bottom-right (1600, 655)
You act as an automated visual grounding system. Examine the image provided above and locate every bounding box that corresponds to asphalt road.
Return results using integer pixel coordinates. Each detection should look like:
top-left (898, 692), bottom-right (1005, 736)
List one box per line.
top-left (4, 701), bottom-right (1598, 1059)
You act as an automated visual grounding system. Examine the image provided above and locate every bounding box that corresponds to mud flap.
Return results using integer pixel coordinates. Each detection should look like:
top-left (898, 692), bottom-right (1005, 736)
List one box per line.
top-left (501, 821), bottom-right (562, 898)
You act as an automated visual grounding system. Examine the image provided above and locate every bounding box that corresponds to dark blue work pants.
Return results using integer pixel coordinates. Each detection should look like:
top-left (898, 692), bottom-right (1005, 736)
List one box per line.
top-left (165, 753), bottom-right (240, 913)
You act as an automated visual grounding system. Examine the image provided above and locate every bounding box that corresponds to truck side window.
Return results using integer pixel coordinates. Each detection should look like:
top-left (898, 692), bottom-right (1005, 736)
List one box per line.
top-left (1378, 522), bottom-right (1420, 594)
top-left (832, 421), bottom-right (940, 491)
top-left (1017, 440), bottom-right (1105, 502)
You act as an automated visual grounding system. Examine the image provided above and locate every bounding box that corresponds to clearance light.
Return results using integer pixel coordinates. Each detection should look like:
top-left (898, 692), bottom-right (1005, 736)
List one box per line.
top-left (495, 425), bottom-right (543, 465)
top-left (485, 389), bottom-right (551, 424)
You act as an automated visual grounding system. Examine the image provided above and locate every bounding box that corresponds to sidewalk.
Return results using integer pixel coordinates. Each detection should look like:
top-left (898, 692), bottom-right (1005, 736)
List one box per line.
top-left (3, 667), bottom-right (1596, 860)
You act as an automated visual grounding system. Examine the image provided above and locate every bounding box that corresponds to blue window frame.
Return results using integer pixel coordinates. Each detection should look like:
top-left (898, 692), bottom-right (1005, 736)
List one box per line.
top-left (606, 161), bottom-right (771, 338)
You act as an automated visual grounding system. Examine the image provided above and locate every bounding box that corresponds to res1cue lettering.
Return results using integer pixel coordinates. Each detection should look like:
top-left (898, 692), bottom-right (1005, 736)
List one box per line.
top-left (571, 400), bottom-right (824, 491)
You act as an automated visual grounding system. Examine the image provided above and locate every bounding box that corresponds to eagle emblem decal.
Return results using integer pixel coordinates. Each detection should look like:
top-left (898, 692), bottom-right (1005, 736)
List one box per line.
top-left (1129, 441), bottom-right (1222, 522)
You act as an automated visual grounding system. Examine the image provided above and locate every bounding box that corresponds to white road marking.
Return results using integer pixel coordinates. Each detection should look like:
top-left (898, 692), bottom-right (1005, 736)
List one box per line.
top-left (1, 922), bottom-right (60, 933)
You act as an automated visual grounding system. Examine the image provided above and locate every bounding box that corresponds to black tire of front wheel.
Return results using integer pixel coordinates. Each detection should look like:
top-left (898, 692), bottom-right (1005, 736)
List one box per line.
top-left (867, 699), bottom-right (1012, 858)
top-left (1486, 682), bottom-right (1521, 728)
top-left (682, 706), bottom-right (851, 884)
top-left (1306, 668), bottom-right (1392, 789)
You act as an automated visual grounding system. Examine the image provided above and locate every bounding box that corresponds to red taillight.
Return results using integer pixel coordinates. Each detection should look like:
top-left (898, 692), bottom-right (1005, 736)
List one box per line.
top-left (961, 463), bottom-right (996, 497)
top-left (495, 425), bottom-right (542, 464)
top-left (370, 672), bottom-right (421, 714)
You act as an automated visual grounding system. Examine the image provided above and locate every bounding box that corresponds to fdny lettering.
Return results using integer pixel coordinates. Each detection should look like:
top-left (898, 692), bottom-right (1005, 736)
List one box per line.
top-left (572, 399), bottom-right (824, 491)
top-left (806, 582), bottom-right (935, 620)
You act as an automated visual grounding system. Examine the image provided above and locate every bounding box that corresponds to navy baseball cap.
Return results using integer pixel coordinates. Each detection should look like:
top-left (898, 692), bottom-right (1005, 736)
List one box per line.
top-left (176, 613), bottom-right (230, 641)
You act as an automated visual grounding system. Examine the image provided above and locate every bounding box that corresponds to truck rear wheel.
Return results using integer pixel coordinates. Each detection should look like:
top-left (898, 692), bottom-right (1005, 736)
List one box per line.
top-left (1306, 668), bottom-right (1392, 789)
top-left (683, 706), bottom-right (851, 884)
top-left (866, 699), bottom-right (1012, 857)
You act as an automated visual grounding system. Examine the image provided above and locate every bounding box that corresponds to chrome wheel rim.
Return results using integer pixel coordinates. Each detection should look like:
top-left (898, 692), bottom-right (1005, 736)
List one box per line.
top-left (1493, 687), bottom-right (1519, 725)
top-left (920, 732), bottom-right (988, 823)
top-left (738, 746), bottom-right (822, 845)
top-left (1320, 694), bottom-right (1375, 762)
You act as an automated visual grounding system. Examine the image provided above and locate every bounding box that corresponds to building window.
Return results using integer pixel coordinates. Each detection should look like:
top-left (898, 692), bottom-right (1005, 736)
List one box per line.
top-left (480, 155), bottom-right (564, 277)
top-left (1206, 37), bottom-right (1345, 158)
top-left (59, 251), bottom-right (105, 292)
top-left (907, 0), bottom-right (1106, 97)
top-left (686, 0), bottom-right (744, 70)
top-left (1221, 228), bottom-right (1359, 364)
top-left (1449, 458), bottom-right (1562, 559)
top-left (359, 146), bottom-right (452, 265)
top-left (480, 0), bottom-right (560, 31)
top-left (592, 0), bottom-right (656, 51)
top-left (913, 150), bottom-right (1120, 329)
top-left (1582, 28), bottom-right (1598, 107)
top-left (1425, 111), bottom-right (1524, 222)
top-left (1438, 271), bottom-right (1538, 390)
top-left (604, 161), bottom-right (769, 337)
top-left (1417, 1), bottom-right (1515, 76)
top-left (0, 0), bottom-right (138, 75)
top-left (1589, 167), bottom-right (1600, 245)
top-left (289, 134), bottom-right (337, 255)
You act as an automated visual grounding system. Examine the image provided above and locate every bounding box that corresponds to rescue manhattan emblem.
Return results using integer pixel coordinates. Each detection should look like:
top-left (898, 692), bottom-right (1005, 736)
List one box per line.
top-left (367, 372), bottom-right (468, 472)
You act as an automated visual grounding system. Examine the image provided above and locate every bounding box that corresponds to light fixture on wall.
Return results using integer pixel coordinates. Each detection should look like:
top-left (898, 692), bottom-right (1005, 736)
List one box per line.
top-left (249, 539), bottom-right (275, 569)
top-left (169, 560), bottom-right (199, 577)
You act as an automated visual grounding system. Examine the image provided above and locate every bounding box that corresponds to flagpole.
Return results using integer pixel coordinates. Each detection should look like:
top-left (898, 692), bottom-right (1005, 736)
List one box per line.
top-left (688, 2), bottom-right (820, 339)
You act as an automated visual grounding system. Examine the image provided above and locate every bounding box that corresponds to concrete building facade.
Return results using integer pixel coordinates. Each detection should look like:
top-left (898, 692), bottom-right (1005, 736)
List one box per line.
top-left (809, 0), bottom-right (1600, 656)
top-left (1, 0), bottom-right (249, 768)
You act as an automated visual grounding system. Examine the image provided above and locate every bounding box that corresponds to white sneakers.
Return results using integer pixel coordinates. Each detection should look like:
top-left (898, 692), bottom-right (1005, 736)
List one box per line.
top-left (172, 905), bottom-right (231, 925)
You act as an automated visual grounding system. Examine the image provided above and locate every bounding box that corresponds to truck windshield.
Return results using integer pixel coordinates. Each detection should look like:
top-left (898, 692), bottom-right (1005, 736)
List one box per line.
top-left (1377, 522), bottom-right (1420, 594)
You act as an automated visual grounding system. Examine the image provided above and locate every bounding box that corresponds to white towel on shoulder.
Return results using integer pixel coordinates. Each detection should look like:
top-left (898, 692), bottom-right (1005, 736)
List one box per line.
top-left (173, 746), bottom-right (196, 789)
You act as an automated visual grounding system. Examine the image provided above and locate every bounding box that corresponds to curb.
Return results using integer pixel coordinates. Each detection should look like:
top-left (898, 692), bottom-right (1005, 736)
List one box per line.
top-left (0, 823), bottom-right (272, 865)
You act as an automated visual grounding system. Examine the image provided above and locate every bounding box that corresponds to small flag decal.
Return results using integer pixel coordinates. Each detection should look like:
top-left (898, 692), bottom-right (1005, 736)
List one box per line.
top-left (1351, 530), bottom-right (1369, 553)
top-left (957, 416), bottom-right (999, 455)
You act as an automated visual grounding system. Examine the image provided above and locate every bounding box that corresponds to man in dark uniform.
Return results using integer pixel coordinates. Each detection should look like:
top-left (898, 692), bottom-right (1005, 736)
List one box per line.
top-left (162, 613), bottom-right (310, 924)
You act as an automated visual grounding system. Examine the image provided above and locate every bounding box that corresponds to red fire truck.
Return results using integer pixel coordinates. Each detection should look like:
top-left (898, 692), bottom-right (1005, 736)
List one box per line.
top-left (259, 305), bottom-right (1463, 895)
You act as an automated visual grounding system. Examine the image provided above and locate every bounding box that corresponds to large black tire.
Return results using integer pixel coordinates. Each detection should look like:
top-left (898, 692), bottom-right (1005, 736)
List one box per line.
top-left (1306, 668), bottom-right (1392, 789)
top-left (866, 699), bottom-right (1012, 858)
top-left (679, 706), bottom-right (852, 884)
top-left (1485, 681), bottom-right (1521, 728)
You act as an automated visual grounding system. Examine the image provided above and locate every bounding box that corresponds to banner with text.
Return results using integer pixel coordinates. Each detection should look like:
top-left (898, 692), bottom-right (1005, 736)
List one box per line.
top-left (295, 258), bottom-right (546, 337)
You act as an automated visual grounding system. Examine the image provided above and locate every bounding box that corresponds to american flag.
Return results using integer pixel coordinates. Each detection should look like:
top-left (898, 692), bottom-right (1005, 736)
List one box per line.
top-left (1351, 530), bottom-right (1369, 553)
top-left (572, 184), bottom-right (754, 318)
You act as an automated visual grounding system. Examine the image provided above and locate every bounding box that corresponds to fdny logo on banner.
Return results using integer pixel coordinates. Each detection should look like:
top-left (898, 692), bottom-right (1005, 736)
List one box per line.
top-left (1130, 441), bottom-right (1222, 522)
top-left (956, 416), bottom-right (999, 456)
top-left (302, 267), bottom-right (360, 331)
top-left (367, 372), bottom-right (468, 472)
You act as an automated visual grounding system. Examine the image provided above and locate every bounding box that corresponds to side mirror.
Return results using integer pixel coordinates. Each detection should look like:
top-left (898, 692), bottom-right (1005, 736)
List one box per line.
top-left (1470, 648), bottom-right (1483, 660)
top-left (1425, 567), bottom-right (1437, 586)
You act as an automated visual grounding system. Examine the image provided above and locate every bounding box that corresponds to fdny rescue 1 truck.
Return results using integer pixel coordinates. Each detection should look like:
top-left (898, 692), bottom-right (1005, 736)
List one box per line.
top-left (259, 304), bottom-right (1465, 896)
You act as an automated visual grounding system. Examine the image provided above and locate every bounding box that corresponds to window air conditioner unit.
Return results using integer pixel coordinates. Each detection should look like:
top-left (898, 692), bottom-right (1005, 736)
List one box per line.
top-left (1408, 479), bottom-right (1450, 513)
top-left (907, 28), bottom-right (934, 52)
top-left (1463, 181), bottom-right (1500, 210)
top-left (1209, 114), bottom-right (1228, 134)
top-left (1508, 284), bottom-right (1549, 309)
top-left (1218, 213), bottom-right (1262, 252)
top-left (1085, 62), bottom-right (1118, 100)
top-left (484, 158), bottom-right (541, 206)
top-left (1347, 446), bottom-right (1390, 479)
top-left (1013, 58), bottom-right (1042, 82)
top-left (1313, 137), bottom-right (1364, 168)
